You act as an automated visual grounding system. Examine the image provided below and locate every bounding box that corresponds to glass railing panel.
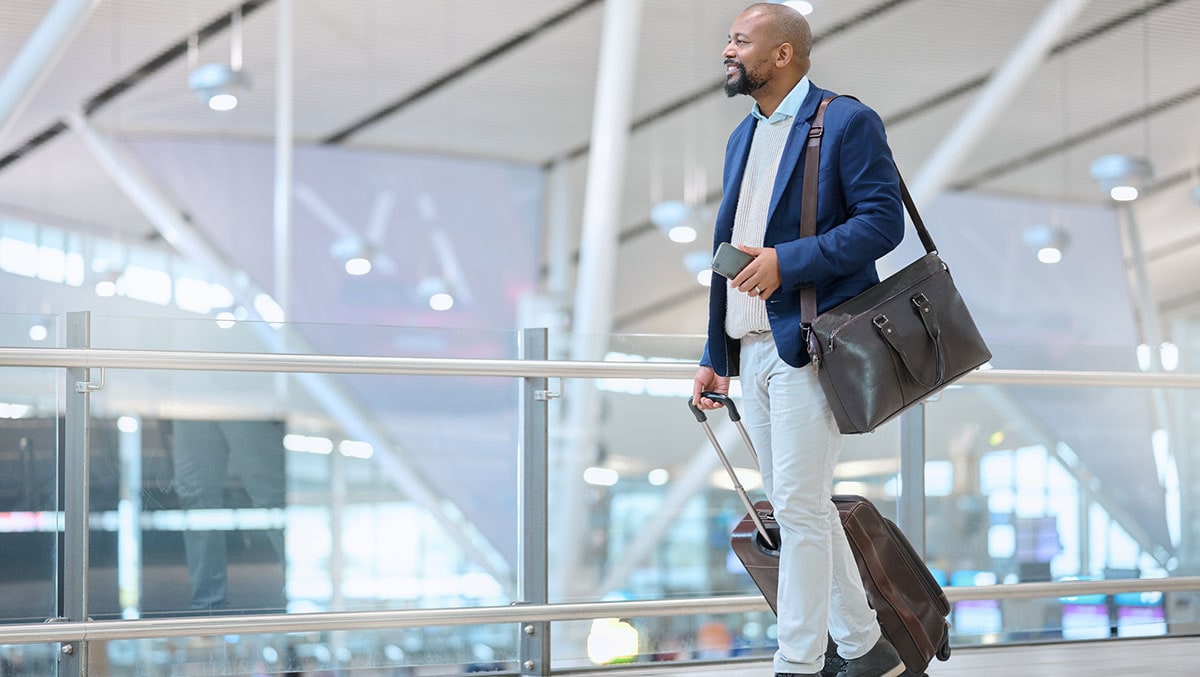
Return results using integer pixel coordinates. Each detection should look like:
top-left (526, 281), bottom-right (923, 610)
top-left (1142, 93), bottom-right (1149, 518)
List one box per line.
top-left (10, 315), bottom-right (1199, 668)
top-left (77, 317), bottom-right (522, 621)
top-left (925, 374), bottom-right (1198, 644)
top-left (984, 340), bottom-right (1152, 373)
top-left (0, 313), bottom-right (60, 627)
top-left (954, 593), bottom-right (1182, 646)
top-left (0, 643), bottom-right (60, 675)
top-left (546, 331), bottom-right (706, 362)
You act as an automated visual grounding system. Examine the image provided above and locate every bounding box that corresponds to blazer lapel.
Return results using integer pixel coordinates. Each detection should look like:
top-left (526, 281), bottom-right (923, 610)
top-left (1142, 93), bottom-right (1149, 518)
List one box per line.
top-left (767, 86), bottom-right (826, 231)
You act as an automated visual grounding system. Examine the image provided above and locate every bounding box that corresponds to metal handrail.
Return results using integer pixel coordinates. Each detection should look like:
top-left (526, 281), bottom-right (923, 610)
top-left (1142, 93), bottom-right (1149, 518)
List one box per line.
top-left (0, 575), bottom-right (1197, 645)
top-left (1, 347), bottom-right (1200, 387)
top-left (0, 347), bottom-right (691, 378)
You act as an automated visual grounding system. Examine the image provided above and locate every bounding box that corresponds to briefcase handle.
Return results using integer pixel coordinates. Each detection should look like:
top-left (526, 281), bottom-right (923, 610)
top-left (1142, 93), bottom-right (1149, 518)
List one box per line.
top-left (874, 293), bottom-right (947, 387)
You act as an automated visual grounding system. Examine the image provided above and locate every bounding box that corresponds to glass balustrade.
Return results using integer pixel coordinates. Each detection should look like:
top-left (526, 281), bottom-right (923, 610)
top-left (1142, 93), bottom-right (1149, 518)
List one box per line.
top-left (0, 316), bottom-right (1197, 675)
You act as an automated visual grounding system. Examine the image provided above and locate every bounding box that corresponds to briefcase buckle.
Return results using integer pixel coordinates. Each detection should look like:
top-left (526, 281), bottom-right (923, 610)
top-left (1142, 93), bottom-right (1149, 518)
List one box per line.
top-left (803, 323), bottom-right (821, 372)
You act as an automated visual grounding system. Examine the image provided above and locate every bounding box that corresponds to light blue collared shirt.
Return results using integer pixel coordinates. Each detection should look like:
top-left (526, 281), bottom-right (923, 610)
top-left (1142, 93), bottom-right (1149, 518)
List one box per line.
top-left (750, 76), bottom-right (810, 124)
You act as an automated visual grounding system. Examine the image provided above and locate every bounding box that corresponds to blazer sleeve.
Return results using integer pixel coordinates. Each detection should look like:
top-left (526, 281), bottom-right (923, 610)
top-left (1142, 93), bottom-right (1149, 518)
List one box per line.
top-left (775, 105), bottom-right (904, 290)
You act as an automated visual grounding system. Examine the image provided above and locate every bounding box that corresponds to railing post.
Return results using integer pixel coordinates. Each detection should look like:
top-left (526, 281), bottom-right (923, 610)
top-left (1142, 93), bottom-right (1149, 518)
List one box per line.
top-left (898, 404), bottom-right (926, 558)
top-left (61, 311), bottom-right (93, 675)
top-left (518, 328), bottom-right (550, 676)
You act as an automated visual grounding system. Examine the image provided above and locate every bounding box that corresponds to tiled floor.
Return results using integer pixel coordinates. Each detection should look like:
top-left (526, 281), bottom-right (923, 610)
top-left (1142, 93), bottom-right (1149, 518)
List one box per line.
top-left (573, 636), bottom-right (1200, 676)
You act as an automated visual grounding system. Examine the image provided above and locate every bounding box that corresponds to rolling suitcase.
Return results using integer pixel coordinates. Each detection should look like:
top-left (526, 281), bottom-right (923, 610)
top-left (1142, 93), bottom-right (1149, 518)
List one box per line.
top-left (689, 392), bottom-right (951, 677)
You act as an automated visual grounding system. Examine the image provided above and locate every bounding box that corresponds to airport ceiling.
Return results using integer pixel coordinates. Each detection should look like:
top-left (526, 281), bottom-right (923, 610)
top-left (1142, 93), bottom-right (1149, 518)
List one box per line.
top-left (1, 0), bottom-right (1200, 335)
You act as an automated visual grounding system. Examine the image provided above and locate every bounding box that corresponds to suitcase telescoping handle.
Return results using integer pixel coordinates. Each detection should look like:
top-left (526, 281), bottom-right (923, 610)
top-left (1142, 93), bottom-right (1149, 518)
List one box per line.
top-left (687, 392), bottom-right (776, 549)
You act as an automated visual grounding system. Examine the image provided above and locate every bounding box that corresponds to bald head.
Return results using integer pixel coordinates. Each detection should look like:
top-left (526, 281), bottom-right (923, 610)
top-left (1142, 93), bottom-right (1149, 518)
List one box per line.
top-left (743, 3), bottom-right (813, 63)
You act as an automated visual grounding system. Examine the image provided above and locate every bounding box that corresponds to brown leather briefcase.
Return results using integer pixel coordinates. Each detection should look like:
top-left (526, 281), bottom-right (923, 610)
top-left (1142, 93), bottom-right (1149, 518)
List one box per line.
top-left (799, 96), bottom-right (991, 434)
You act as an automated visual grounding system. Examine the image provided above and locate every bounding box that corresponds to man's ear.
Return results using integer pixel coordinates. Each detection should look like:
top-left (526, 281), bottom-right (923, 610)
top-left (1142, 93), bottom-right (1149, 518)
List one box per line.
top-left (775, 42), bottom-right (794, 68)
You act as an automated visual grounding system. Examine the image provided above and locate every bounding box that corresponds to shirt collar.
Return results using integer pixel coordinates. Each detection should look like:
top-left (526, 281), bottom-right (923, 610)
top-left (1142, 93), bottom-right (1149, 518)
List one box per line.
top-left (751, 76), bottom-right (810, 124)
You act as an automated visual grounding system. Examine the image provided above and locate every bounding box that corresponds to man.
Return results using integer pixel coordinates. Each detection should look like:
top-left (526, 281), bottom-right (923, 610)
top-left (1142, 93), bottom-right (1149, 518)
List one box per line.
top-left (691, 4), bottom-right (906, 677)
top-left (172, 420), bottom-right (287, 611)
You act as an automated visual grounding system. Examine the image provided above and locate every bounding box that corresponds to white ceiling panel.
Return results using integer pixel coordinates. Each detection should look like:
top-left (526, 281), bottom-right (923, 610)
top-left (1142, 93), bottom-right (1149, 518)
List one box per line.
top-left (345, 1), bottom-right (604, 160)
top-left (0, 0), bottom-right (1198, 337)
top-left (0, 129), bottom-right (156, 235)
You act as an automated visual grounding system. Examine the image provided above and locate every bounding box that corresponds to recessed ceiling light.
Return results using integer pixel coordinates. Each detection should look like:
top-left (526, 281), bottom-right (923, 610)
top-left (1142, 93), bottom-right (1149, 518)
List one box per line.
top-left (668, 225), bottom-right (697, 243)
top-left (1110, 186), bottom-right (1139, 202)
top-left (429, 292), bottom-right (454, 311)
top-left (344, 257), bottom-right (372, 275)
top-left (1036, 247), bottom-right (1062, 264)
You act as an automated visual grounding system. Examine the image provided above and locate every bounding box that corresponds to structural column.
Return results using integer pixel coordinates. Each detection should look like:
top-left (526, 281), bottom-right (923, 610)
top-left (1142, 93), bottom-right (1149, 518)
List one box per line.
top-left (555, 0), bottom-right (643, 602)
top-left (273, 0), bottom-right (294, 318)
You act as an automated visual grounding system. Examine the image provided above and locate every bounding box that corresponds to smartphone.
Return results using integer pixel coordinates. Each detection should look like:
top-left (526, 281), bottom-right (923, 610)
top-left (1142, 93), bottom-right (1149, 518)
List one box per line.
top-left (711, 242), bottom-right (754, 279)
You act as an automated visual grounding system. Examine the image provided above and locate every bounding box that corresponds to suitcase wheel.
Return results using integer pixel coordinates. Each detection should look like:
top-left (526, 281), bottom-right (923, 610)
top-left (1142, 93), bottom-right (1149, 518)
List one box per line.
top-left (936, 637), bottom-right (952, 661)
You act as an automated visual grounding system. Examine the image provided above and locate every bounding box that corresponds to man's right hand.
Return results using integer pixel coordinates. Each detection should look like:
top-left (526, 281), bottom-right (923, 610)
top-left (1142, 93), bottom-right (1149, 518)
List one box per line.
top-left (692, 366), bottom-right (731, 410)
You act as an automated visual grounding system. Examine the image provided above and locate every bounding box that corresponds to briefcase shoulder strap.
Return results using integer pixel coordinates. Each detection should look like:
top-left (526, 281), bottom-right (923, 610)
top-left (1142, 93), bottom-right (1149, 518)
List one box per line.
top-left (799, 95), bottom-right (937, 326)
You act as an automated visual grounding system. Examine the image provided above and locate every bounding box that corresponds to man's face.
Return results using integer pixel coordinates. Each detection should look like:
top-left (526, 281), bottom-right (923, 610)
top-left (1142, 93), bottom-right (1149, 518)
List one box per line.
top-left (723, 12), bottom-right (775, 98)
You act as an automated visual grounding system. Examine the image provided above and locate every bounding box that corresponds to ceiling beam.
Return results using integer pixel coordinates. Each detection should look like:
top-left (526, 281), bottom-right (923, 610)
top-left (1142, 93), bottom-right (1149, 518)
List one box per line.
top-left (1161, 289), bottom-right (1200, 316)
top-left (320, 0), bottom-right (601, 144)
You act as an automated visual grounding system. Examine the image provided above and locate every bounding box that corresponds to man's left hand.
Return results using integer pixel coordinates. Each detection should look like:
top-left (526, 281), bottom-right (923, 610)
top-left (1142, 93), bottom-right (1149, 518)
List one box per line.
top-left (731, 245), bottom-right (780, 300)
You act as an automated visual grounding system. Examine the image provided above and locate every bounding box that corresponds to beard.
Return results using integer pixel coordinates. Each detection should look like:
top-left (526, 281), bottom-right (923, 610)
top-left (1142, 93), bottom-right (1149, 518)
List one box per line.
top-left (724, 61), bottom-right (765, 97)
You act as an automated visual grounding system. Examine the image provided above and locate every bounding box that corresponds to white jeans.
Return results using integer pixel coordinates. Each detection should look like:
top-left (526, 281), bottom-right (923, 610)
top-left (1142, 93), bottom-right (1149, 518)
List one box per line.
top-left (738, 332), bottom-right (881, 674)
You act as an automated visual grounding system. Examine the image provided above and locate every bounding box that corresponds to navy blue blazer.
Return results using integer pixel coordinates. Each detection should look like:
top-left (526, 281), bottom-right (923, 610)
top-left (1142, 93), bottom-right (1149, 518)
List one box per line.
top-left (701, 84), bottom-right (904, 376)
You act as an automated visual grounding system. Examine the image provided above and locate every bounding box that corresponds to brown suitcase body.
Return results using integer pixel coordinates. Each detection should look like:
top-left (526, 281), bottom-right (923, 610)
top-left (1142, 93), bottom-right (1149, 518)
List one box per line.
top-left (732, 498), bottom-right (951, 676)
top-left (689, 394), bottom-right (950, 676)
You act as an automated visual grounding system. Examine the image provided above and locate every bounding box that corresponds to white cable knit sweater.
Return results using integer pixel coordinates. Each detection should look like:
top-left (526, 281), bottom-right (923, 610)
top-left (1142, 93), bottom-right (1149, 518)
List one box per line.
top-left (725, 116), bottom-right (793, 339)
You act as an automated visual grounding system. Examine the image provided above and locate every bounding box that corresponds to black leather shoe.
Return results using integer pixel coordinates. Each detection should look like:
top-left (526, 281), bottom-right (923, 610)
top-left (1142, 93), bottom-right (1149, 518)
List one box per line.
top-left (774, 673), bottom-right (821, 677)
top-left (840, 636), bottom-right (905, 677)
